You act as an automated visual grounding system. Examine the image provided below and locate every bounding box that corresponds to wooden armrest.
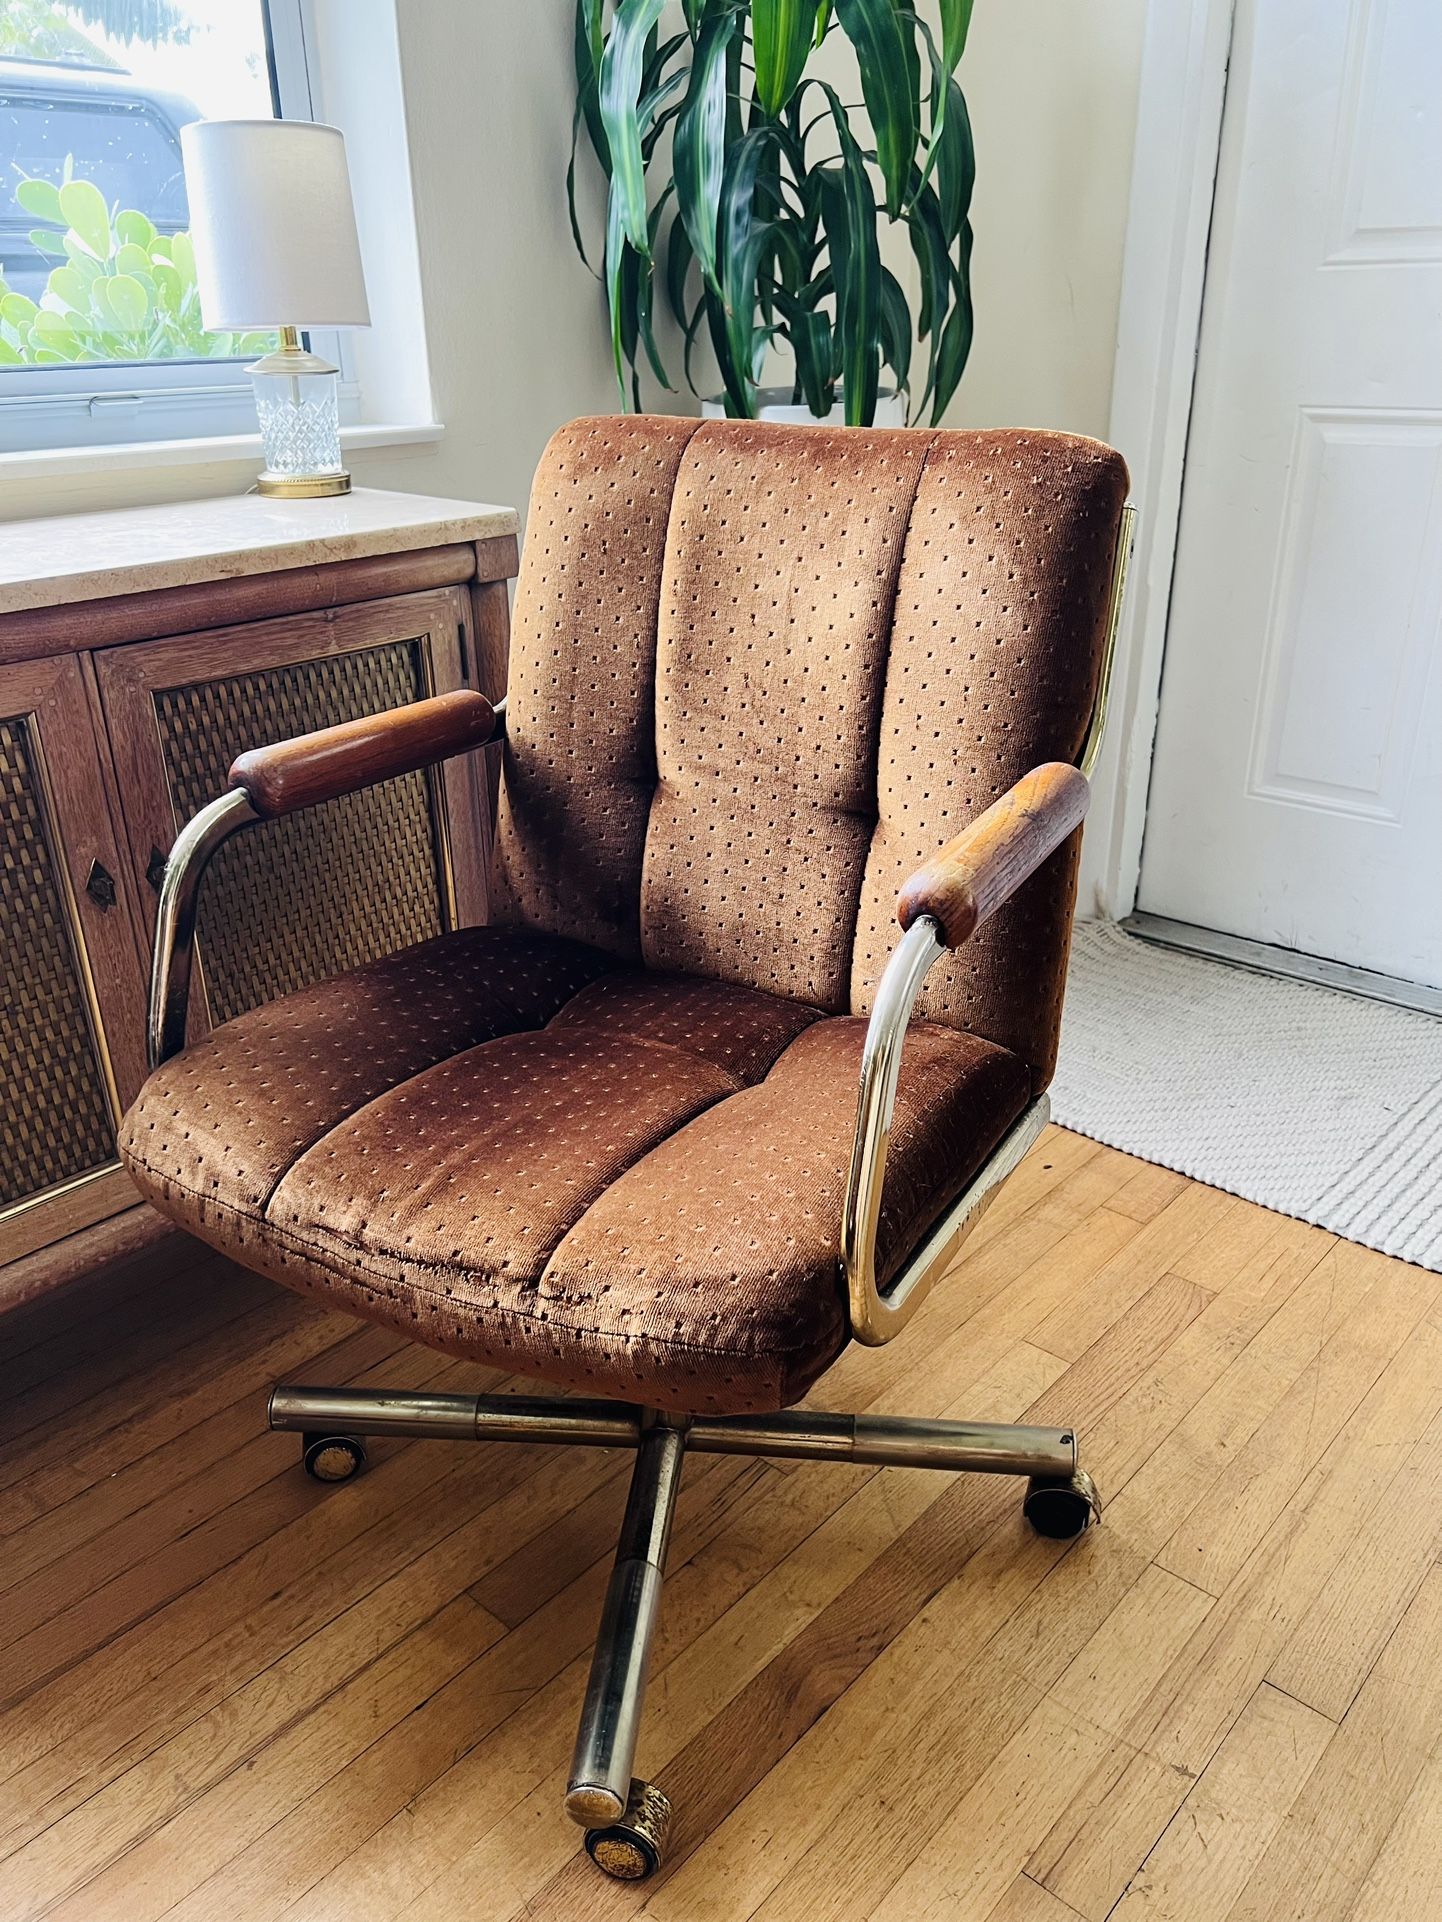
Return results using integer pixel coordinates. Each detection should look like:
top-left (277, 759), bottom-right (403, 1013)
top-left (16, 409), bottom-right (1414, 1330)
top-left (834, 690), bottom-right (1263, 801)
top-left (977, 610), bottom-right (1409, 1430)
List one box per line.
top-left (227, 689), bottom-right (498, 820)
top-left (896, 762), bottom-right (1090, 948)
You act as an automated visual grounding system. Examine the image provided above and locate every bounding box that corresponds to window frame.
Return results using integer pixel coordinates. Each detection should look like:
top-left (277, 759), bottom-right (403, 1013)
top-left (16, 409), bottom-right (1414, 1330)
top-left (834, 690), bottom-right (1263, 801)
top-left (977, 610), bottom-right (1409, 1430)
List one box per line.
top-left (0, 0), bottom-right (361, 457)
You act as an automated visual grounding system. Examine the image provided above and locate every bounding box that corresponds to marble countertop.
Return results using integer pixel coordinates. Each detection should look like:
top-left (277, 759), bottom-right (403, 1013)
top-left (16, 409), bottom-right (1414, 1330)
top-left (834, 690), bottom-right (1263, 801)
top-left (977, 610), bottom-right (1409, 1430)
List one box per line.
top-left (0, 488), bottom-right (519, 614)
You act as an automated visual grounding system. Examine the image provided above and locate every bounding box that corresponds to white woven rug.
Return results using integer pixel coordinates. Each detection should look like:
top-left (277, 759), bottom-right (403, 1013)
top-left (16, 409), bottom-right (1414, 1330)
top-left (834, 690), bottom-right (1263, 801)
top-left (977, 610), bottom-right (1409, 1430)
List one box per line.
top-left (1051, 920), bottom-right (1442, 1273)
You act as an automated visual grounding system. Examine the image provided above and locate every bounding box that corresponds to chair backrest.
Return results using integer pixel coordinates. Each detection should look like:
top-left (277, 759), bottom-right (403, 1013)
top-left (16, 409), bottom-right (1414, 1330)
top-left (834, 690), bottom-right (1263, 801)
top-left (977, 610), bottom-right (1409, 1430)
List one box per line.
top-left (491, 416), bottom-right (1128, 1090)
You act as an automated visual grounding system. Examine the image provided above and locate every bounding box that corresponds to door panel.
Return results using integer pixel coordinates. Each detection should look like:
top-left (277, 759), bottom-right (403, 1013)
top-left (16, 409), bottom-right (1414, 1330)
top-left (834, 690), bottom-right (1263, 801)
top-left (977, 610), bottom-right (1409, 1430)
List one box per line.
top-left (0, 655), bottom-right (149, 1265)
top-left (1138, 0), bottom-right (1442, 987)
top-left (96, 587), bottom-right (487, 1043)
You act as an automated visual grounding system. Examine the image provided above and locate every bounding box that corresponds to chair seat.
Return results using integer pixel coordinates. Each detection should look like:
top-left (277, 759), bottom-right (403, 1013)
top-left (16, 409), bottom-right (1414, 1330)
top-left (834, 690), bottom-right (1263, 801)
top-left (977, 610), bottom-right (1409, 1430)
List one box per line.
top-left (119, 928), bottom-right (1031, 1414)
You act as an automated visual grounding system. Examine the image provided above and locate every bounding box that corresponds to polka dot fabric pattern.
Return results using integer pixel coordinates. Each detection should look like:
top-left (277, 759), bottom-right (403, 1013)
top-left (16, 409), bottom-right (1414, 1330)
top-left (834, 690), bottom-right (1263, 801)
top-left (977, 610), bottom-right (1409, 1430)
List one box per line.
top-left (539, 1017), bottom-right (1030, 1411)
top-left (548, 970), bottom-right (822, 1083)
top-left (118, 925), bottom-right (615, 1227)
top-left (641, 422), bottom-right (930, 1008)
top-left (850, 430), bottom-right (1130, 1083)
top-left (490, 414), bottom-right (701, 958)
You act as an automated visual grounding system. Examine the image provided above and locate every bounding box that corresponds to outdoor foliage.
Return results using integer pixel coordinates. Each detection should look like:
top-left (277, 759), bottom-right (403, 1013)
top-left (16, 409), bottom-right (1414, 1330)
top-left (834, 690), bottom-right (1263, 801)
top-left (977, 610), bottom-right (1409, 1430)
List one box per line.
top-left (0, 168), bottom-right (273, 365)
top-left (570, 0), bottom-right (976, 423)
top-left (0, 0), bottom-right (189, 61)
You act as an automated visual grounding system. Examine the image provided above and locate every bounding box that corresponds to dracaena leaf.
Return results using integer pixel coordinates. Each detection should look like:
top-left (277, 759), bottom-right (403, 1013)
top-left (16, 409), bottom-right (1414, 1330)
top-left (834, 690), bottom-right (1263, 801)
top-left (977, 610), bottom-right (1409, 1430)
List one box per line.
top-left (878, 265), bottom-right (911, 401)
top-left (599, 0), bottom-right (668, 257)
top-left (931, 219), bottom-right (973, 421)
top-left (752, 0), bottom-right (819, 117)
top-left (673, 7), bottom-right (735, 290)
top-left (833, 0), bottom-right (919, 219)
top-left (816, 95), bottom-right (881, 424)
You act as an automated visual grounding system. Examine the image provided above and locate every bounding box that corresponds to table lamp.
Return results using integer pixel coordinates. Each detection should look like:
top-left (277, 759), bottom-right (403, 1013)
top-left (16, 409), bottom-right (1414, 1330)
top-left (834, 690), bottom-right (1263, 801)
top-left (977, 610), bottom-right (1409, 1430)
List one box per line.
top-left (180, 119), bottom-right (371, 498)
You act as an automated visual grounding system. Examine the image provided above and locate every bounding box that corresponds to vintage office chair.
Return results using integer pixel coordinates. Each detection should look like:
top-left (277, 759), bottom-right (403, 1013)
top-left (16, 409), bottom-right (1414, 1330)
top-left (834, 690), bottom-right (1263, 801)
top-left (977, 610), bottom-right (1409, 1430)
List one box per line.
top-left (120, 417), bottom-right (1131, 1882)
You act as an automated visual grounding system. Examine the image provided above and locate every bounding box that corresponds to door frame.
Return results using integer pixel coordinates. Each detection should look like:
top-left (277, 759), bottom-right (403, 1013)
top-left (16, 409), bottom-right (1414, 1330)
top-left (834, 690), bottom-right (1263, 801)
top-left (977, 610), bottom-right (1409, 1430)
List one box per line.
top-left (1080, 0), bottom-right (1238, 919)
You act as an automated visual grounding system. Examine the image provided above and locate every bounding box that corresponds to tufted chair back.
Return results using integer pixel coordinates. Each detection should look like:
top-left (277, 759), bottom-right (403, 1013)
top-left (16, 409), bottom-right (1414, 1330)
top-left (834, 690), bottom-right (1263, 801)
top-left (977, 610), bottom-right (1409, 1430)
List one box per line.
top-left (491, 416), bottom-right (1128, 1089)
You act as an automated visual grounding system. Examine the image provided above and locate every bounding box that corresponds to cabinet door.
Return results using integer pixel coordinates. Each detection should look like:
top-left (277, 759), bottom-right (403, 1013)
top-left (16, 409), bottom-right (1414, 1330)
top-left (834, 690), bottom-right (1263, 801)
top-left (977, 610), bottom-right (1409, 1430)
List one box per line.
top-left (0, 655), bottom-right (150, 1266)
top-left (96, 587), bottom-right (487, 1042)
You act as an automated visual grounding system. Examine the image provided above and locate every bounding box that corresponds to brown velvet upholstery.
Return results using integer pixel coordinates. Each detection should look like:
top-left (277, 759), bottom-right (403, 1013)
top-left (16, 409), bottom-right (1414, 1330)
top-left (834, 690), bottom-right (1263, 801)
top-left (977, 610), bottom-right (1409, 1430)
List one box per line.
top-left (120, 952), bottom-right (1026, 1414)
top-left (119, 418), bottom-right (1128, 1416)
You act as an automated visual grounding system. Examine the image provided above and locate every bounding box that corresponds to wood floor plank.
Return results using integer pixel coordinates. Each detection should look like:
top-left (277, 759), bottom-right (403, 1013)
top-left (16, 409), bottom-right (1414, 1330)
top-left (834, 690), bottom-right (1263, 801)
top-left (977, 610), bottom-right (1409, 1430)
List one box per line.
top-left (1028, 1182), bottom-right (1236, 1360)
top-left (3, 1136), bottom-right (1438, 1922)
top-left (1342, 1740), bottom-right (1442, 1922)
top-left (1155, 1248), bottom-right (1442, 1594)
top-left (1221, 1566), bottom-right (1442, 1922)
top-left (1108, 1684), bottom-right (1332, 1922)
top-left (1265, 1357), bottom-right (1442, 1717)
top-left (985, 1877), bottom-right (1090, 1922)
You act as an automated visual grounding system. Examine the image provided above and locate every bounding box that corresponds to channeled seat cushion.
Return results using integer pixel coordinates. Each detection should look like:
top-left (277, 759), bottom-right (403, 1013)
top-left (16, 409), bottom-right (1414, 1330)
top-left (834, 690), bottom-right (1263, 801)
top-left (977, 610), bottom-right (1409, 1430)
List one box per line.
top-left (119, 928), bottom-right (1030, 1414)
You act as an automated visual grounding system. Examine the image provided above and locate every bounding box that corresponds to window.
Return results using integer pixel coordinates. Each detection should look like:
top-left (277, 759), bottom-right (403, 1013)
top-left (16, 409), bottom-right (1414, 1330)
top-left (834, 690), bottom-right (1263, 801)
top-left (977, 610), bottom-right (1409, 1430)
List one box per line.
top-left (0, 0), bottom-right (342, 453)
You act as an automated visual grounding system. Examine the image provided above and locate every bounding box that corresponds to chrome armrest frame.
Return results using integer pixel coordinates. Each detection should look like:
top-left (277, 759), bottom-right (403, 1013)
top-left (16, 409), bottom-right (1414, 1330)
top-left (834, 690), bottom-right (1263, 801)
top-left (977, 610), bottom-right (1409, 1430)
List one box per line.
top-left (145, 698), bottom-right (509, 1070)
top-left (842, 501), bottom-right (1133, 1344)
top-left (147, 788), bottom-right (261, 1069)
top-left (840, 914), bottom-right (1049, 1345)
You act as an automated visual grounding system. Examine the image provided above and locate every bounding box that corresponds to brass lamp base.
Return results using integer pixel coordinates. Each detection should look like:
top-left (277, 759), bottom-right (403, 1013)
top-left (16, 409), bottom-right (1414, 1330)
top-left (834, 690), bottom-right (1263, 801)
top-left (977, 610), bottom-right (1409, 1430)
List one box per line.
top-left (255, 471), bottom-right (352, 499)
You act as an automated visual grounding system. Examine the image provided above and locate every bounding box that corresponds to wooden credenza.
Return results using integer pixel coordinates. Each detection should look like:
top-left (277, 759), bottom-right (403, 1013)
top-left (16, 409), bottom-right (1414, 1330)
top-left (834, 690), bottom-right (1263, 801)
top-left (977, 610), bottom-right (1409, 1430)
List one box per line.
top-left (0, 488), bottom-right (518, 1307)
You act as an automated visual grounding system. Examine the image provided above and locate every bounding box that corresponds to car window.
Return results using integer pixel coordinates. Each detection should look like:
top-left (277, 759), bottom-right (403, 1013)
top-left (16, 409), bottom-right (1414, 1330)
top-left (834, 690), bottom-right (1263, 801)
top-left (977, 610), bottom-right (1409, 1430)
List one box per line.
top-left (1, 95), bottom-right (190, 230)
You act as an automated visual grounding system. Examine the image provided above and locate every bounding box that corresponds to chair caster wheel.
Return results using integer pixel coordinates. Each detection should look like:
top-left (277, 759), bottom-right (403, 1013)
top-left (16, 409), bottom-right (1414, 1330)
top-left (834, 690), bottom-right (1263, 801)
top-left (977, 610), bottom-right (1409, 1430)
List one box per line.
top-left (302, 1432), bottom-right (367, 1483)
top-left (583, 1778), bottom-right (672, 1882)
top-left (1023, 1468), bottom-right (1100, 1539)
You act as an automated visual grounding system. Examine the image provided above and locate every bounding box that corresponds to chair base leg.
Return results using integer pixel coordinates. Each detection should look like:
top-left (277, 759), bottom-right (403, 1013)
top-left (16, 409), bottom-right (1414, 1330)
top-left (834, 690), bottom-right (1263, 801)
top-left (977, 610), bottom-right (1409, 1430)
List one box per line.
top-left (268, 1382), bottom-right (1099, 1880)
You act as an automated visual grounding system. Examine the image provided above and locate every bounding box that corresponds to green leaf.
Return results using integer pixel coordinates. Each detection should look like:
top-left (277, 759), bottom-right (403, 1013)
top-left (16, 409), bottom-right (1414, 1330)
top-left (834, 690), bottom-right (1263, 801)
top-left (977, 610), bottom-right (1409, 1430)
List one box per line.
top-left (834, 0), bottom-right (919, 218)
top-left (934, 78), bottom-right (974, 238)
top-left (115, 241), bottom-right (152, 277)
top-left (0, 337), bottom-right (21, 365)
top-left (58, 178), bottom-right (111, 260)
top-left (1, 291), bottom-right (40, 329)
top-left (104, 273), bottom-right (150, 331)
top-left (30, 229), bottom-right (67, 257)
top-left (878, 265), bottom-right (911, 400)
top-left (716, 126), bottom-right (775, 414)
top-left (665, 204), bottom-right (695, 328)
top-left (816, 96), bottom-right (881, 424)
top-left (152, 261), bottom-right (183, 314)
top-left (673, 7), bottom-right (736, 292)
top-left (752, 0), bottom-right (817, 117)
top-left (44, 264), bottom-right (89, 312)
top-left (115, 207), bottom-right (157, 248)
top-left (930, 220), bottom-right (973, 421)
top-left (605, 187), bottom-right (633, 403)
top-left (31, 309), bottom-right (82, 357)
top-left (168, 231), bottom-right (195, 280)
top-left (599, 0), bottom-right (667, 257)
top-left (939, 0), bottom-right (975, 72)
top-left (16, 176), bottom-right (64, 224)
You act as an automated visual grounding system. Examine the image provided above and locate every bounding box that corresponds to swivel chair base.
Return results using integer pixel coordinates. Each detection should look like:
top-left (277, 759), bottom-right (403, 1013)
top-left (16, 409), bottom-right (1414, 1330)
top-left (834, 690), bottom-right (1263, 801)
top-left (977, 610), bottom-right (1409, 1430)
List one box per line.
top-left (268, 1384), bottom-right (1099, 1882)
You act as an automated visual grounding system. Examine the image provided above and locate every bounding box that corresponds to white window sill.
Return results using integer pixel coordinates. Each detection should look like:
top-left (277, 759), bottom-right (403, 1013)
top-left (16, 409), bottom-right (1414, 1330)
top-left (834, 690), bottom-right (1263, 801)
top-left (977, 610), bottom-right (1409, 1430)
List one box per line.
top-left (0, 420), bottom-right (445, 485)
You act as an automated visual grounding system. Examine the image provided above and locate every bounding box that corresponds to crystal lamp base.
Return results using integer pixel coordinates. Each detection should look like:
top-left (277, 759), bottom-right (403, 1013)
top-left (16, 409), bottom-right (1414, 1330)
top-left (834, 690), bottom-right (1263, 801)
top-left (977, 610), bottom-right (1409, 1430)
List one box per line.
top-left (250, 354), bottom-right (350, 498)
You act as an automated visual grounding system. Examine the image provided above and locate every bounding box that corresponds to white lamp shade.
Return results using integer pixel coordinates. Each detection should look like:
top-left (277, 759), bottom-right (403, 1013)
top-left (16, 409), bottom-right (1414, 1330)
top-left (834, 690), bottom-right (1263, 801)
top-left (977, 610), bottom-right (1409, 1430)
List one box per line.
top-left (181, 119), bottom-right (370, 332)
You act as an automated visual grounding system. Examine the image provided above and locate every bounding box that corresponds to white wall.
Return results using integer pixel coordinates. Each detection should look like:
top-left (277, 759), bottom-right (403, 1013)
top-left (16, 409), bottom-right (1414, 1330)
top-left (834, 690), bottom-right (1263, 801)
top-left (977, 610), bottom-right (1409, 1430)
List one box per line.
top-left (351, 0), bottom-right (634, 519)
top-left (940, 2), bottom-right (1147, 440)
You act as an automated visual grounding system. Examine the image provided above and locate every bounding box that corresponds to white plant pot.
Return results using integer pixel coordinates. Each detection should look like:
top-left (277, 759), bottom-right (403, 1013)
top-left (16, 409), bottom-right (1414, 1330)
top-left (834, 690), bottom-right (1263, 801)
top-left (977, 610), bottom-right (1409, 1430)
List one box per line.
top-left (702, 385), bottom-right (908, 427)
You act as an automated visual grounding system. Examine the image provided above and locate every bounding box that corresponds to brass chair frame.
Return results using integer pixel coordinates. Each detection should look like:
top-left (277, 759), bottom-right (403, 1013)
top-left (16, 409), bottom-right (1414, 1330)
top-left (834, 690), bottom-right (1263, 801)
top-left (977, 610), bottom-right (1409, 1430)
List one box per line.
top-left (140, 507), bottom-right (1135, 1880)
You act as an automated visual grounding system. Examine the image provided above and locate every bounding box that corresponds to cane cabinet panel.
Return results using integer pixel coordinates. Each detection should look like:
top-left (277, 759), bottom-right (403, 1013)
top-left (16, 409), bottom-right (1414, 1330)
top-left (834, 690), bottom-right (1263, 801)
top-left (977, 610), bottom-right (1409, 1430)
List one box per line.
top-left (0, 655), bottom-right (150, 1268)
top-left (96, 586), bottom-right (486, 1040)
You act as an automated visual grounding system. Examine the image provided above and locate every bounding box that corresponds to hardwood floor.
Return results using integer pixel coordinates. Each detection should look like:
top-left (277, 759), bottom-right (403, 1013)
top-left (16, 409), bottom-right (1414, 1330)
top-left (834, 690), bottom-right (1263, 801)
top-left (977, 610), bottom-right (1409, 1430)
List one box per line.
top-left (3, 1126), bottom-right (1441, 1921)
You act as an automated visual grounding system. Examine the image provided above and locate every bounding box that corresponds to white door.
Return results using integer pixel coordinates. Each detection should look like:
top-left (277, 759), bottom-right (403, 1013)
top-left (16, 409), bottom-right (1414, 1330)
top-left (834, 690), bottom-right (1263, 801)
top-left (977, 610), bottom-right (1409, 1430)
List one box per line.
top-left (1137, 0), bottom-right (1442, 989)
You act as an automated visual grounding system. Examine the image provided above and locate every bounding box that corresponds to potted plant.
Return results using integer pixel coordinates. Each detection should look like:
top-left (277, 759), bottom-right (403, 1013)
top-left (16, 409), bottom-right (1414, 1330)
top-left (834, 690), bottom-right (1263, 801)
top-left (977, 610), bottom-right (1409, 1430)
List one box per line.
top-left (570, 0), bottom-right (975, 426)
